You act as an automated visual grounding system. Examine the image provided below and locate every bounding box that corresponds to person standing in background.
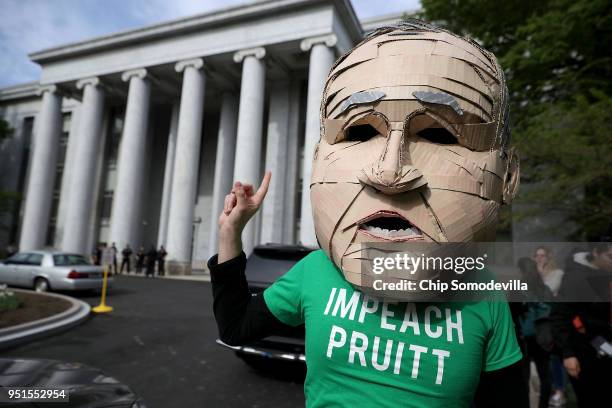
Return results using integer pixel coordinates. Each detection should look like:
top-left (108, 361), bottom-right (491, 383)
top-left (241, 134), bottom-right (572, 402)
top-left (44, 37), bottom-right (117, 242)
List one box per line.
top-left (110, 242), bottom-right (118, 274)
top-left (534, 247), bottom-right (564, 296)
top-left (5, 245), bottom-right (17, 258)
top-left (92, 244), bottom-right (102, 266)
top-left (518, 257), bottom-right (554, 408)
top-left (145, 245), bottom-right (157, 278)
top-left (135, 246), bottom-right (145, 274)
top-left (533, 246), bottom-right (566, 407)
top-left (550, 241), bottom-right (612, 408)
top-left (120, 244), bottom-right (133, 274)
top-left (157, 245), bottom-right (167, 276)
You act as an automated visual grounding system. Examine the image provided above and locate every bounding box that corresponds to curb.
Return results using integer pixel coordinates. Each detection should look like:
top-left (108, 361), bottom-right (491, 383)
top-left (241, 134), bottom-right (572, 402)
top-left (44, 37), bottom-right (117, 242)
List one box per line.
top-left (114, 272), bottom-right (211, 282)
top-left (0, 289), bottom-right (91, 351)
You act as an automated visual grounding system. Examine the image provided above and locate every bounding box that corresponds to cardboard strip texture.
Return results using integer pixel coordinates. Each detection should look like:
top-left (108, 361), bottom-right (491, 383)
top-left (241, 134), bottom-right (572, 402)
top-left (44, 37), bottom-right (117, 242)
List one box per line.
top-left (312, 137), bottom-right (387, 184)
top-left (412, 91), bottom-right (463, 116)
top-left (311, 21), bottom-right (516, 301)
top-left (341, 108), bottom-right (377, 129)
top-left (335, 100), bottom-right (498, 152)
top-left (327, 55), bottom-right (493, 103)
top-left (333, 29), bottom-right (498, 75)
top-left (420, 189), bottom-right (499, 242)
top-left (329, 42), bottom-right (379, 79)
top-left (330, 51), bottom-right (496, 95)
top-left (377, 39), bottom-right (498, 83)
top-left (325, 65), bottom-right (494, 114)
top-left (327, 80), bottom-right (493, 120)
top-left (324, 111), bottom-right (390, 146)
top-left (405, 109), bottom-right (494, 153)
top-left (323, 28), bottom-right (506, 139)
top-left (337, 90), bottom-right (386, 115)
top-left (375, 30), bottom-right (498, 69)
top-left (337, 186), bottom-right (442, 242)
top-left (424, 175), bottom-right (502, 202)
top-left (346, 113), bottom-right (389, 136)
top-left (312, 183), bottom-right (364, 258)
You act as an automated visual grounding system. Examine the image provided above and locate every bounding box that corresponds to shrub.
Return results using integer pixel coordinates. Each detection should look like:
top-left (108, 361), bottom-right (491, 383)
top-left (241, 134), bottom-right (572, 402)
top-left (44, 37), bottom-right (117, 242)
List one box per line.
top-left (0, 284), bottom-right (20, 311)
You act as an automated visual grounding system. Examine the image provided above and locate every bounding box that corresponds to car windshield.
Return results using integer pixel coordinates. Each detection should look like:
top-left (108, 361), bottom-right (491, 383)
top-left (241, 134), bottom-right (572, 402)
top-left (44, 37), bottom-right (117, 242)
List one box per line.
top-left (53, 254), bottom-right (91, 266)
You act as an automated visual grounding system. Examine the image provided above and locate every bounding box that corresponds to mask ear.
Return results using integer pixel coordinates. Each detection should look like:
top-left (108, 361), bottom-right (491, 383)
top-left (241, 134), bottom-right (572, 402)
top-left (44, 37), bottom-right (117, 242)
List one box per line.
top-left (502, 147), bottom-right (520, 204)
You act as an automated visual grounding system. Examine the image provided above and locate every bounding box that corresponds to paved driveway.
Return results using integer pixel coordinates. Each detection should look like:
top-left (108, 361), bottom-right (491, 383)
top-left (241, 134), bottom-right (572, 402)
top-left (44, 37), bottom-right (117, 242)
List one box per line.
top-left (0, 275), bottom-right (305, 408)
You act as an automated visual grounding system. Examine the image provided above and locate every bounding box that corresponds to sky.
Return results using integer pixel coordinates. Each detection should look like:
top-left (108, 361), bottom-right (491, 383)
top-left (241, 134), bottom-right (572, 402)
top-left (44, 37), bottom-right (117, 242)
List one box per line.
top-left (0, 0), bottom-right (421, 88)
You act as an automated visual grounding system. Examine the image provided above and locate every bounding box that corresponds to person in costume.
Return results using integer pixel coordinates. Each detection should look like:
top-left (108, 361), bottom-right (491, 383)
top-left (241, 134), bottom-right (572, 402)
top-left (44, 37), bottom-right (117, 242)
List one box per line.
top-left (209, 20), bottom-right (525, 407)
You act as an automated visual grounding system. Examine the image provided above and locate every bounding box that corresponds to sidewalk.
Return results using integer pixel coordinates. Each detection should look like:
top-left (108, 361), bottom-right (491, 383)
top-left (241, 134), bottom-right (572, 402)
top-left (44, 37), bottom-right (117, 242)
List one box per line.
top-left (112, 270), bottom-right (211, 282)
top-left (0, 289), bottom-right (90, 350)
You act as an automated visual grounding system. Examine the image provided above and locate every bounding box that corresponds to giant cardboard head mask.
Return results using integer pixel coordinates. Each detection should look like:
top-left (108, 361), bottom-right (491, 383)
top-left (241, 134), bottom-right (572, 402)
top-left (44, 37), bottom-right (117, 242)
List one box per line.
top-left (311, 21), bottom-right (520, 289)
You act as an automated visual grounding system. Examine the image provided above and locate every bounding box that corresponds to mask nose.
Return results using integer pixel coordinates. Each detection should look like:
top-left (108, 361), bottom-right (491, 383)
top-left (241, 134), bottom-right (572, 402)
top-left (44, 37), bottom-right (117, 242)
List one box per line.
top-left (358, 127), bottom-right (426, 194)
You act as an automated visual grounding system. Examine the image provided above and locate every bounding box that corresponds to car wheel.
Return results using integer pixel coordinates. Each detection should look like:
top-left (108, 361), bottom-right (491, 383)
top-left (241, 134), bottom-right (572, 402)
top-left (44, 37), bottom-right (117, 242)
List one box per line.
top-left (34, 277), bottom-right (50, 293)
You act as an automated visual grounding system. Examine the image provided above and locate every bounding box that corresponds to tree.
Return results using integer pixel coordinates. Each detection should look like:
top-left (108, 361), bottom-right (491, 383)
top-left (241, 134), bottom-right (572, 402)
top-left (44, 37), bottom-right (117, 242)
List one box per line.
top-left (0, 118), bottom-right (13, 141)
top-left (419, 0), bottom-right (612, 239)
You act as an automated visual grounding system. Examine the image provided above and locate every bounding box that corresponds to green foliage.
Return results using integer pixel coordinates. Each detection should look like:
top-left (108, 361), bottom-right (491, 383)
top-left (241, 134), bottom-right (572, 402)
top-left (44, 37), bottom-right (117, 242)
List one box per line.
top-left (0, 119), bottom-right (13, 141)
top-left (516, 92), bottom-right (612, 238)
top-left (0, 285), bottom-right (21, 312)
top-left (420, 0), bottom-right (612, 239)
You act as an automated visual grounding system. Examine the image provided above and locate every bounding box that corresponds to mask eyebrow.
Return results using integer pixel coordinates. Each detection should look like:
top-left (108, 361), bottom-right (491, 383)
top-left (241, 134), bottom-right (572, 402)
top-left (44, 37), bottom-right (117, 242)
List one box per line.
top-left (412, 90), bottom-right (463, 116)
top-left (337, 90), bottom-right (386, 116)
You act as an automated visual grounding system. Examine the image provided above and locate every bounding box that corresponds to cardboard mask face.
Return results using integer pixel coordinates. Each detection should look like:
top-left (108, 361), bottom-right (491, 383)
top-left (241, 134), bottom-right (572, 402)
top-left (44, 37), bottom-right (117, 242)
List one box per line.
top-left (311, 22), bottom-right (519, 290)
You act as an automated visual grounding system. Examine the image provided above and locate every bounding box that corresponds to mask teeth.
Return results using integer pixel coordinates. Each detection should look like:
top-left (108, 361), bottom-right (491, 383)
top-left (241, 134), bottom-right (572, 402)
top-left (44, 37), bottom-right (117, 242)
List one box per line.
top-left (364, 225), bottom-right (421, 237)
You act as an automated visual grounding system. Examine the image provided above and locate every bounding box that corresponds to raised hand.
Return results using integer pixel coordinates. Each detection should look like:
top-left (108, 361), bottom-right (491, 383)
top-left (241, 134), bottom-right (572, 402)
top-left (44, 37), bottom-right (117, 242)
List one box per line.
top-left (218, 172), bottom-right (271, 262)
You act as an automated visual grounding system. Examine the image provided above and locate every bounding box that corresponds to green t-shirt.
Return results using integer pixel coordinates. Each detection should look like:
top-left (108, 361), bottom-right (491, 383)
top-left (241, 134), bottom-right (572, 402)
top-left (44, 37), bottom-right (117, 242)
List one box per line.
top-left (263, 250), bottom-right (522, 408)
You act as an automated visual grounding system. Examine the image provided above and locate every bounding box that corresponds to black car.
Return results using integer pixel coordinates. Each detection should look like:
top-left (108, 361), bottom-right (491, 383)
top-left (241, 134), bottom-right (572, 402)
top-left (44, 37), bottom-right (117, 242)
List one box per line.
top-left (0, 357), bottom-right (146, 407)
top-left (216, 244), bottom-right (314, 368)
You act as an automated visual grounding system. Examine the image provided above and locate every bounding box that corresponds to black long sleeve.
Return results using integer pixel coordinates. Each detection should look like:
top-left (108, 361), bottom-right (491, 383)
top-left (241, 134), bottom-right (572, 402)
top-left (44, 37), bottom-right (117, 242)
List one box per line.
top-left (473, 361), bottom-right (529, 408)
top-left (208, 252), bottom-right (288, 346)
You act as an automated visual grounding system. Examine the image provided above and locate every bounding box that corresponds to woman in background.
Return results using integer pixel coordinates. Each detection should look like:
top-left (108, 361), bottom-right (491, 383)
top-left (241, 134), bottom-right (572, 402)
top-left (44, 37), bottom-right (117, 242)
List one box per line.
top-left (534, 247), bottom-right (564, 297)
top-left (533, 247), bottom-right (566, 407)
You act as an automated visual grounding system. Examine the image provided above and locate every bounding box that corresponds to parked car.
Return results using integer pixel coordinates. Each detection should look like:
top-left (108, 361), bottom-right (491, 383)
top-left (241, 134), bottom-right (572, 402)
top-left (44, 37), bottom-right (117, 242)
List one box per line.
top-left (0, 250), bottom-right (112, 292)
top-left (216, 244), bottom-right (314, 368)
top-left (0, 357), bottom-right (146, 407)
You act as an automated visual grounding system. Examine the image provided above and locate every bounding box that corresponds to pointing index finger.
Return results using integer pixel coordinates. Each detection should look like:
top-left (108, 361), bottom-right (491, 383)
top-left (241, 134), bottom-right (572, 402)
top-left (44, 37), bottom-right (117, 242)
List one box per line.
top-left (254, 171), bottom-right (272, 203)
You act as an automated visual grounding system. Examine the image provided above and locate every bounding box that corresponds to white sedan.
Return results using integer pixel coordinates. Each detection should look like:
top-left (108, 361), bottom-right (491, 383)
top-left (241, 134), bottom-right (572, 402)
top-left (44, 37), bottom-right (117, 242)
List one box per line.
top-left (0, 250), bottom-right (112, 292)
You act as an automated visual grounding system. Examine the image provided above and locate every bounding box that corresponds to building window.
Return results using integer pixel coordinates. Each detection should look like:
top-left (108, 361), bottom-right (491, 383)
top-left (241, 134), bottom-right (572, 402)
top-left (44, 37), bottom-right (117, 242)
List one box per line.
top-left (105, 108), bottom-right (125, 166)
top-left (101, 191), bottom-right (113, 219)
top-left (45, 221), bottom-right (56, 247)
top-left (53, 165), bottom-right (64, 192)
top-left (57, 113), bottom-right (70, 164)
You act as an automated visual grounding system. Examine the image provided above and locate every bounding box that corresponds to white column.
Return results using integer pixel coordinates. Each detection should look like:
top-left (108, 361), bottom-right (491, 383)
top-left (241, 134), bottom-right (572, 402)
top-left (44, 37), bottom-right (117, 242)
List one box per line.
top-left (260, 83), bottom-right (290, 244)
top-left (299, 34), bottom-right (337, 247)
top-left (108, 69), bottom-right (151, 251)
top-left (62, 77), bottom-right (105, 254)
top-left (19, 85), bottom-right (63, 250)
top-left (54, 104), bottom-right (81, 246)
top-left (157, 101), bottom-right (180, 247)
top-left (166, 58), bottom-right (206, 265)
top-left (232, 47), bottom-right (266, 256)
top-left (208, 92), bottom-right (238, 256)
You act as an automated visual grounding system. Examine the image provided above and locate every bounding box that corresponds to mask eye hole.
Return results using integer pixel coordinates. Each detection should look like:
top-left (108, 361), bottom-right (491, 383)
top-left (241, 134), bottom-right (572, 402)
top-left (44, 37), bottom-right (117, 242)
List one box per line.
top-left (417, 128), bottom-right (458, 144)
top-left (345, 124), bottom-right (379, 142)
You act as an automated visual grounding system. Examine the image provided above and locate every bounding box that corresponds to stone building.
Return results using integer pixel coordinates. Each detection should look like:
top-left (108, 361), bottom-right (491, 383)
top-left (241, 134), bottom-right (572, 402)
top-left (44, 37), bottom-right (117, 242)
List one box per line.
top-left (0, 0), bottom-right (404, 272)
